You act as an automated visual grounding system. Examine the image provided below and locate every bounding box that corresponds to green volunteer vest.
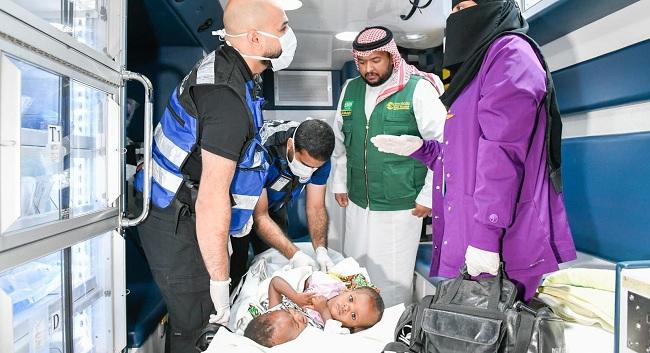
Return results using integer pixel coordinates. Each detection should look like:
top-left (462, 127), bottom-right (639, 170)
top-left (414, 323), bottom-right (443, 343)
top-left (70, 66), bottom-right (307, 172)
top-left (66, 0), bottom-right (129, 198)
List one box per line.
top-left (340, 75), bottom-right (428, 211)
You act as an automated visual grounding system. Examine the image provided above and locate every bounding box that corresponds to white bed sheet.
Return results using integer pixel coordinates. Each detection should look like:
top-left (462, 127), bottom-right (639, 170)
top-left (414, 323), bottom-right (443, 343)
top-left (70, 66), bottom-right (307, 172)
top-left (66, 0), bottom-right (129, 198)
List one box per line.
top-left (210, 243), bottom-right (405, 352)
top-left (207, 304), bottom-right (405, 353)
top-left (564, 322), bottom-right (614, 353)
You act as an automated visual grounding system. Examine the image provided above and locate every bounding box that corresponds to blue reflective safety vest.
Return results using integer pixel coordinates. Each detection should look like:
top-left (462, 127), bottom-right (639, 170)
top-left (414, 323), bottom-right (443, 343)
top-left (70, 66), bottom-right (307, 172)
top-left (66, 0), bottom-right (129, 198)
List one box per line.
top-left (134, 46), bottom-right (269, 235)
top-left (261, 120), bottom-right (331, 212)
top-left (261, 120), bottom-right (304, 212)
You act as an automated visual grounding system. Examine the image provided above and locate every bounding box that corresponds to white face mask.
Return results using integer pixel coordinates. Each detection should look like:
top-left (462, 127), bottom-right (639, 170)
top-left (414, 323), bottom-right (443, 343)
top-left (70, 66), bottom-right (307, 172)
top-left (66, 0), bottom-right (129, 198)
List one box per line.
top-left (212, 28), bottom-right (297, 71)
top-left (286, 128), bottom-right (317, 182)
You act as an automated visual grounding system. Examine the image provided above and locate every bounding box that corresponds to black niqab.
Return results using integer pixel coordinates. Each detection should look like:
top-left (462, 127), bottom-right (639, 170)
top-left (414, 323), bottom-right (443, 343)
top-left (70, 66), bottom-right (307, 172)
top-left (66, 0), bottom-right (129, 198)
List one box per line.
top-left (441, 0), bottom-right (564, 194)
top-left (441, 0), bottom-right (528, 105)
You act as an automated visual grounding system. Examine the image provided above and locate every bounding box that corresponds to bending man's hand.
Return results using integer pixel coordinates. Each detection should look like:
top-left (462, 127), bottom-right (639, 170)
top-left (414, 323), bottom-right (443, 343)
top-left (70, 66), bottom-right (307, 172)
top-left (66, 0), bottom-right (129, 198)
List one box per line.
top-left (290, 250), bottom-right (318, 271)
top-left (209, 279), bottom-right (231, 325)
top-left (315, 247), bottom-right (335, 272)
top-left (370, 135), bottom-right (423, 156)
top-left (465, 245), bottom-right (500, 276)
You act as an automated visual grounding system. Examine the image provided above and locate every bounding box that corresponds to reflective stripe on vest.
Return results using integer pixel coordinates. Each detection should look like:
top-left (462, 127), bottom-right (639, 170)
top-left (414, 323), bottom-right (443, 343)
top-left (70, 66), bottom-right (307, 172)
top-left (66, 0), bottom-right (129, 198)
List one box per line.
top-left (228, 79), bottom-right (268, 234)
top-left (134, 88), bottom-right (197, 208)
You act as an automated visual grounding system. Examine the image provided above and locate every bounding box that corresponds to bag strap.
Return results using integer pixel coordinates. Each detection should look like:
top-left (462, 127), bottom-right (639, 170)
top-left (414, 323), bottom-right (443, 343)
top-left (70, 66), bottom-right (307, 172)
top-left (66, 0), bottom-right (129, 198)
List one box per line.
top-left (409, 295), bottom-right (434, 352)
top-left (382, 342), bottom-right (413, 353)
top-left (439, 264), bottom-right (505, 310)
top-left (382, 296), bottom-right (434, 353)
top-left (487, 263), bottom-right (505, 310)
top-left (513, 302), bottom-right (536, 353)
top-left (438, 266), bottom-right (470, 305)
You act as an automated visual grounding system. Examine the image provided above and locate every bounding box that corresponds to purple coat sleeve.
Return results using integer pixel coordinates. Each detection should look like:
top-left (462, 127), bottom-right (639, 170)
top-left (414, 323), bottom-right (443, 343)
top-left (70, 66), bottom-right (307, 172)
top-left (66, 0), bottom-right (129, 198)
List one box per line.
top-left (470, 37), bottom-right (547, 251)
top-left (409, 139), bottom-right (442, 169)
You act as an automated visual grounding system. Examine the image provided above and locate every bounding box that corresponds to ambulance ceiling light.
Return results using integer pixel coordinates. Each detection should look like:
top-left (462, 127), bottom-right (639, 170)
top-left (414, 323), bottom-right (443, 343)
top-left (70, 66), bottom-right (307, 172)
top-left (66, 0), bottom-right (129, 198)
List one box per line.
top-left (278, 0), bottom-right (303, 11)
top-left (401, 33), bottom-right (429, 41)
top-left (335, 31), bottom-right (359, 42)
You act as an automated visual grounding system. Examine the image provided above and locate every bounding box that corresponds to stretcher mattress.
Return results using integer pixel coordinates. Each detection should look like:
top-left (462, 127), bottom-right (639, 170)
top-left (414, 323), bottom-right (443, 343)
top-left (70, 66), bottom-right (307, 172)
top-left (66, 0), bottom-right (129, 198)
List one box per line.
top-left (206, 242), bottom-right (405, 352)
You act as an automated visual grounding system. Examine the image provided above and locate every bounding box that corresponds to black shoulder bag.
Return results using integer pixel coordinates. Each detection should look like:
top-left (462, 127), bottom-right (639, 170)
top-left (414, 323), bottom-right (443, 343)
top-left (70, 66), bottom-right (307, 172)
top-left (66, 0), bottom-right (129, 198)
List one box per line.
top-left (383, 265), bottom-right (565, 353)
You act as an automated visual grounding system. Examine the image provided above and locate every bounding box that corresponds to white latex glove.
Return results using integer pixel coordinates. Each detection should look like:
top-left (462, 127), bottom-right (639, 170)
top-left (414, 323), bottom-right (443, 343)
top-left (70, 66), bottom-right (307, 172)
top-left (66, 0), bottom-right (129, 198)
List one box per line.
top-left (209, 279), bottom-right (231, 325)
top-left (465, 245), bottom-right (500, 276)
top-left (290, 250), bottom-right (318, 271)
top-left (370, 135), bottom-right (423, 156)
top-left (315, 247), bottom-right (335, 272)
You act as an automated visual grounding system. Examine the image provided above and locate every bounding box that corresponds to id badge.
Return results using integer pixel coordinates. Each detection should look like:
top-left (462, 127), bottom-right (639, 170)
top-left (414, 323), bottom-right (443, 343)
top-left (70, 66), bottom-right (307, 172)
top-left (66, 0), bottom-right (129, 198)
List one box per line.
top-left (270, 174), bottom-right (291, 191)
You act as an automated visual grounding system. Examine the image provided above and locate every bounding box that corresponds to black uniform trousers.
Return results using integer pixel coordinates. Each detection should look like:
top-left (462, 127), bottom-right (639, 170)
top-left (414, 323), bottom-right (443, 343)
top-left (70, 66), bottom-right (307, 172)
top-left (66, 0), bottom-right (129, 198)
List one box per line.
top-left (136, 186), bottom-right (215, 353)
top-left (229, 205), bottom-right (289, 290)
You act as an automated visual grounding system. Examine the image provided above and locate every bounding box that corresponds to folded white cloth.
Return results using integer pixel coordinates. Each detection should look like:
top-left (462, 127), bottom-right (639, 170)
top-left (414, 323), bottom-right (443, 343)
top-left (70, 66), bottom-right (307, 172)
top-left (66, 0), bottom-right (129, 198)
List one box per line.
top-left (328, 257), bottom-right (371, 279)
top-left (542, 268), bottom-right (615, 292)
top-left (536, 268), bottom-right (616, 332)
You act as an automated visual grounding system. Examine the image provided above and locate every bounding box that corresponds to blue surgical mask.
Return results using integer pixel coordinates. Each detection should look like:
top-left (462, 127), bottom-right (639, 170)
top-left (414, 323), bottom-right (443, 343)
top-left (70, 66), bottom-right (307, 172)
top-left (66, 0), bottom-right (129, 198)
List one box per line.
top-left (213, 28), bottom-right (297, 71)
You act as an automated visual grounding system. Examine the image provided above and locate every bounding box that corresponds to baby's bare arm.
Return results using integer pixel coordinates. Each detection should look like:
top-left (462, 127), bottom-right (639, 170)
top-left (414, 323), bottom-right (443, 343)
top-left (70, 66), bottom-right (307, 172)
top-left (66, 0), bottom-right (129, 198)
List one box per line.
top-left (269, 276), bottom-right (314, 307)
top-left (268, 277), bottom-right (290, 307)
top-left (311, 295), bottom-right (332, 322)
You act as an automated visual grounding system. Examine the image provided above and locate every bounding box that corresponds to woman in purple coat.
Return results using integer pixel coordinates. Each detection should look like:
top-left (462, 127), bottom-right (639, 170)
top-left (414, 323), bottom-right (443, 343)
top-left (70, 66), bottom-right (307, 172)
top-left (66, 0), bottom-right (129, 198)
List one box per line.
top-left (371, 0), bottom-right (576, 302)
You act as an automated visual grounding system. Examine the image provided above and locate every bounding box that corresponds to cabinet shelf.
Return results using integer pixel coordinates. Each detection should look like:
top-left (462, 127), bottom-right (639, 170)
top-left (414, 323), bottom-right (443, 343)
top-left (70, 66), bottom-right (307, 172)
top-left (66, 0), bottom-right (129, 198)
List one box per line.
top-left (72, 276), bottom-right (102, 313)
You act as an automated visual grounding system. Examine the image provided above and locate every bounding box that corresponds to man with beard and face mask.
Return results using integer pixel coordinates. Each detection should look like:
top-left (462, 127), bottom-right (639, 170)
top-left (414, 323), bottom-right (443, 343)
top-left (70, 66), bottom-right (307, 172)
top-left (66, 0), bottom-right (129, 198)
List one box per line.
top-left (371, 0), bottom-right (577, 303)
top-left (330, 26), bottom-right (446, 307)
top-left (230, 119), bottom-right (337, 290)
top-left (132, 0), bottom-right (297, 351)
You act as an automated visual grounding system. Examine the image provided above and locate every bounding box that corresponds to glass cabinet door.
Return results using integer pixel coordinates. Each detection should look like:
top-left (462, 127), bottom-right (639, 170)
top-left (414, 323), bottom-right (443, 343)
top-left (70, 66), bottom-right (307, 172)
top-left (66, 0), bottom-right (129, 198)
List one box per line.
top-left (70, 232), bottom-right (113, 353)
top-left (0, 55), bottom-right (108, 234)
top-left (69, 81), bottom-right (109, 216)
top-left (0, 232), bottom-right (114, 353)
top-left (0, 251), bottom-right (65, 353)
top-left (9, 0), bottom-right (111, 58)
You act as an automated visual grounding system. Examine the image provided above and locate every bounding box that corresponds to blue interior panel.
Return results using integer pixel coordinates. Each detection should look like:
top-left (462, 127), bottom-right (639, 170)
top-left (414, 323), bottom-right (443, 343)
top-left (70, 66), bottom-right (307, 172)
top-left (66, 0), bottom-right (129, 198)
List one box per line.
top-left (561, 132), bottom-right (650, 262)
top-left (415, 244), bottom-right (433, 279)
top-left (165, 0), bottom-right (223, 53)
top-left (527, 0), bottom-right (640, 46)
top-left (552, 39), bottom-right (650, 115)
top-left (415, 244), bottom-right (446, 286)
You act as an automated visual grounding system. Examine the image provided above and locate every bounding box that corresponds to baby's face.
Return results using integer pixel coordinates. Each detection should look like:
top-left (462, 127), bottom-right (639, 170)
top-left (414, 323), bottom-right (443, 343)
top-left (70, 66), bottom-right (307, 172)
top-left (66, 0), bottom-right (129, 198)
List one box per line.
top-left (326, 289), bottom-right (379, 329)
top-left (269, 308), bottom-right (308, 346)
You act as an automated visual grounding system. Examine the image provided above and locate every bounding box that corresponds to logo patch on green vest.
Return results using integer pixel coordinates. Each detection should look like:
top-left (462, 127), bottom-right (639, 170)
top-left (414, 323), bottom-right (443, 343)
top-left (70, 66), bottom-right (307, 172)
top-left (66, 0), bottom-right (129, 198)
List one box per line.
top-left (386, 101), bottom-right (411, 110)
top-left (341, 100), bottom-right (354, 117)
